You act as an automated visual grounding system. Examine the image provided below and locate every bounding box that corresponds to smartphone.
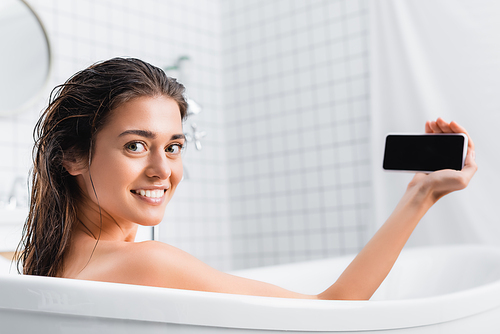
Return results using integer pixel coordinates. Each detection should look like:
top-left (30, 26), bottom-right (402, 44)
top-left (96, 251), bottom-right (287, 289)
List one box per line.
top-left (383, 133), bottom-right (468, 172)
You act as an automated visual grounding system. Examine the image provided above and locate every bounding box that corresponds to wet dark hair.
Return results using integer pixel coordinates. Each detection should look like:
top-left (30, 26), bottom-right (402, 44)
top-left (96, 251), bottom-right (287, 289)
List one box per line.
top-left (16, 57), bottom-right (188, 276)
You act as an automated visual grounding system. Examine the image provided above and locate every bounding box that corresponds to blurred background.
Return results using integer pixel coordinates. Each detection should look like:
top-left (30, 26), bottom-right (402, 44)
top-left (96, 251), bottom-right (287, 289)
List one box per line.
top-left (0, 0), bottom-right (498, 271)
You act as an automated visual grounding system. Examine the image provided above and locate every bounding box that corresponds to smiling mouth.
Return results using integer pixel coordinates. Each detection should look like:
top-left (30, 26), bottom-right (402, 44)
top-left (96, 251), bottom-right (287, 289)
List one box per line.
top-left (131, 189), bottom-right (167, 198)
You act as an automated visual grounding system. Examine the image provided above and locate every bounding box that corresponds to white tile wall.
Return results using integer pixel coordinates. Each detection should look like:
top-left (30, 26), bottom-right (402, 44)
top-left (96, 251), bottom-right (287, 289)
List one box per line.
top-left (222, 0), bottom-right (371, 269)
top-left (2, 0), bottom-right (371, 272)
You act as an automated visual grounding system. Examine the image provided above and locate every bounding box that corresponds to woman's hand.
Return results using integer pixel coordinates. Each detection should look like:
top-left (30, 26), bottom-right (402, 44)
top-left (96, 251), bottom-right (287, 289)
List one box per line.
top-left (409, 118), bottom-right (478, 203)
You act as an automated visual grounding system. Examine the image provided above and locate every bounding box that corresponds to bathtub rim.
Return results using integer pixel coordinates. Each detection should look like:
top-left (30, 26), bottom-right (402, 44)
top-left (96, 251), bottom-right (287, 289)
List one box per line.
top-left (2, 275), bottom-right (500, 332)
top-left (2, 245), bottom-right (500, 332)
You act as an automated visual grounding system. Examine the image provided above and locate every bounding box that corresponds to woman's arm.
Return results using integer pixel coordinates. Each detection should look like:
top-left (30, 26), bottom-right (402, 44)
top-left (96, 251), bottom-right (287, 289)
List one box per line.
top-left (319, 119), bottom-right (477, 299)
top-left (318, 182), bottom-right (436, 300)
top-left (128, 118), bottom-right (476, 300)
top-left (318, 119), bottom-right (477, 300)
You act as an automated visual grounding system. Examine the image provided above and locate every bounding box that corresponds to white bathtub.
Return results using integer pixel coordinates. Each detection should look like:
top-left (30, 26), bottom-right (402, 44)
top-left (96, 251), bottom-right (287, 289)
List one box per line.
top-left (1, 244), bottom-right (500, 333)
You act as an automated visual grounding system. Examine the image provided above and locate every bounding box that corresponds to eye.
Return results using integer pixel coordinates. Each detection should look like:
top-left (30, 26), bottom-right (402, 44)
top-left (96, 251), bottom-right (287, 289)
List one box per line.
top-left (166, 143), bottom-right (184, 155)
top-left (125, 141), bottom-right (146, 153)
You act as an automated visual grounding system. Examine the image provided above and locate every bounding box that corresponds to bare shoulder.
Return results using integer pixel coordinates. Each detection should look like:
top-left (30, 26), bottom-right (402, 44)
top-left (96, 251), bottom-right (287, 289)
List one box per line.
top-left (89, 240), bottom-right (313, 298)
top-left (113, 240), bottom-right (213, 288)
top-left (125, 240), bottom-right (187, 260)
top-left (124, 240), bottom-right (194, 270)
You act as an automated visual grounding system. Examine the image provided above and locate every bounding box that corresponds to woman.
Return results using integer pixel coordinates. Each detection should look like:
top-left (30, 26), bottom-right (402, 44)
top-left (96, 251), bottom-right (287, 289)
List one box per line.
top-left (17, 57), bottom-right (477, 300)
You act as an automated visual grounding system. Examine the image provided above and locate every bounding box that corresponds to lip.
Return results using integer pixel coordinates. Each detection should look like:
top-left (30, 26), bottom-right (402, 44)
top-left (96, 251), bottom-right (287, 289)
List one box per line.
top-left (130, 186), bottom-right (169, 206)
top-left (131, 185), bottom-right (170, 191)
top-left (131, 190), bottom-right (167, 205)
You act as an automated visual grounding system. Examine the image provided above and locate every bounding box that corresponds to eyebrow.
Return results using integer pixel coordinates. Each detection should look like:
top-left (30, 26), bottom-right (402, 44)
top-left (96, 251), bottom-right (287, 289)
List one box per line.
top-left (119, 130), bottom-right (185, 141)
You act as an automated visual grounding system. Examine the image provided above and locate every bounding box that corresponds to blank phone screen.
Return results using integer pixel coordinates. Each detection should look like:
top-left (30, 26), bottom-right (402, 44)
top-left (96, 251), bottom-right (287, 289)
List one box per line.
top-left (383, 134), bottom-right (466, 172)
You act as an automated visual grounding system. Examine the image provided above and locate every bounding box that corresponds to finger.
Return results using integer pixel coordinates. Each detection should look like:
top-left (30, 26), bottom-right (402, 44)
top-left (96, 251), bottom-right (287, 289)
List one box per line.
top-left (436, 117), bottom-right (453, 133)
top-left (449, 121), bottom-right (468, 135)
top-left (428, 120), bottom-right (443, 133)
top-left (450, 121), bottom-right (475, 151)
top-left (425, 121), bottom-right (433, 133)
top-left (463, 145), bottom-right (476, 166)
top-left (460, 124), bottom-right (476, 179)
top-left (460, 150), bottom-right (478, 185)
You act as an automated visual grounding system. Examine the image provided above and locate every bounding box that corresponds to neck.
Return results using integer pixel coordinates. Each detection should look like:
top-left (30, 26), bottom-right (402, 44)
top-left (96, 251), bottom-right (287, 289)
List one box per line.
top-left (76, 196), bottom-right (138, 242)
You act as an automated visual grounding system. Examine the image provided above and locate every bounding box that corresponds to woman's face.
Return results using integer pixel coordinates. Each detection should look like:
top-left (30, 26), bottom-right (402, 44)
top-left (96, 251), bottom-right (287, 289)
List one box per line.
top-left (72, 95), bottom-right (184, 229)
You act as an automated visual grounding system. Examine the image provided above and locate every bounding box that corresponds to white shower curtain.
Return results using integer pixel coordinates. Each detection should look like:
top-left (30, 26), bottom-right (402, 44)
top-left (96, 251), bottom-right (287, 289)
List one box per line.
top-left (370, 0), bottom-right (500, 247)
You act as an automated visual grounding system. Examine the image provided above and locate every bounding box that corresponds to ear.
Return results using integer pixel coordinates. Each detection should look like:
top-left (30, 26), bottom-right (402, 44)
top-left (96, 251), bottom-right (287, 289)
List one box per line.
top-left (63, 158), bottom-right (86, 176)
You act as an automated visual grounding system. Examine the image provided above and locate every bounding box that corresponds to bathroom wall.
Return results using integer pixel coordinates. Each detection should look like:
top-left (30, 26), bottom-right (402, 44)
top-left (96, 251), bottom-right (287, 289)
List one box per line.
top-left (2, 0), bottom-right (371, 271)
top-left (221, 0), bottom-right (372, 269)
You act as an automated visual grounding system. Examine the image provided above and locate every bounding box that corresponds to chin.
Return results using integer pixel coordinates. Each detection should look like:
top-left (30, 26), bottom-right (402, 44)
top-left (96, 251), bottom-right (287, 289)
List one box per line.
top-left (136, 217), bottom-right (163, 227)
top-left (144, 215), bottom-right (165, 226)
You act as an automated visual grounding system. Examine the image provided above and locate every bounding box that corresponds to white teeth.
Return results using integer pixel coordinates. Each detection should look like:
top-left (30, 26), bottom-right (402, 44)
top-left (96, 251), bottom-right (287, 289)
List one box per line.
top-left (135, 189), bottom-right (164, 198)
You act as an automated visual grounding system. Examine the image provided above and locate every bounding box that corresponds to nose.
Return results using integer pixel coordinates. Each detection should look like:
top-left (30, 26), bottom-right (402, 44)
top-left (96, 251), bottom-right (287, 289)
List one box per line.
top-left (145, 149), bottom-right (172, 180)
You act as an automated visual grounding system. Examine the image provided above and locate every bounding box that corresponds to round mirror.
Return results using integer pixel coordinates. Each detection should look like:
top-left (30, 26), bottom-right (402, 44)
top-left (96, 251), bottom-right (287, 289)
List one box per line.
top-left (0, 0), bottom-right (51, 116)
